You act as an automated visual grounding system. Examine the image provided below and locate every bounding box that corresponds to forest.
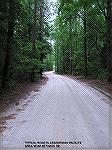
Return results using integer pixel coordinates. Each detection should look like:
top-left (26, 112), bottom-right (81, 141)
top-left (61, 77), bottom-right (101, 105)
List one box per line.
top-left (0, 0), bottom-right (112, 90)
top-left (54, 0), bottom-right (112, 81)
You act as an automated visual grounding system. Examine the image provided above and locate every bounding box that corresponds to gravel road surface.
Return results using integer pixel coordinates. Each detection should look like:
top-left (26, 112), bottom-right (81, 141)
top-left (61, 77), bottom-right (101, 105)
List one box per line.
top-left (1, 71), bottom-right (111, 148)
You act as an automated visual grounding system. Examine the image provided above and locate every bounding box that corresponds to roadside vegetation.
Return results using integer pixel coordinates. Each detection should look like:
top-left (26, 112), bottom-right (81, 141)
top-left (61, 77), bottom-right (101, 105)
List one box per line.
top-left (0, 0), bottom-right (53, 89)
top-left (53, 0), bottom-right (112, 82)
top-left (0, 0), bottom-right (112, 91)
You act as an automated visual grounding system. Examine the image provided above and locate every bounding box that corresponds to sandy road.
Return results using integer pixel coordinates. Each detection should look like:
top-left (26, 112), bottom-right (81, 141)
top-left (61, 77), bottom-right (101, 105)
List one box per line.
top-left (1, 71), bottom-right (111, 148)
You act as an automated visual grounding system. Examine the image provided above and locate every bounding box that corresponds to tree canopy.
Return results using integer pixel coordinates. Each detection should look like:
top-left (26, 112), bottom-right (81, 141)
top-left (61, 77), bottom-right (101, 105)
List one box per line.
top-left (0, 0), bottom-right (53, 88)
top-left (53, 0), bottom-right (112, 81)
top-left (0, 0), bottom-right (112, 89)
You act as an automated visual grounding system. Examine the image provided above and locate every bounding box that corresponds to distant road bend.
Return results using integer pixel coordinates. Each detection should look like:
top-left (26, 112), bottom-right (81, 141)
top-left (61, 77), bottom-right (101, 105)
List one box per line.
top-left (1, 71), bottom-right (111, 148)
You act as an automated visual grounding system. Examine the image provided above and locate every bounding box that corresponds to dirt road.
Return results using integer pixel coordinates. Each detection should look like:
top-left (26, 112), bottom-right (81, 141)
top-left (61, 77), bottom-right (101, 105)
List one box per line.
top-left (1, 71), bottom-right (111, 148)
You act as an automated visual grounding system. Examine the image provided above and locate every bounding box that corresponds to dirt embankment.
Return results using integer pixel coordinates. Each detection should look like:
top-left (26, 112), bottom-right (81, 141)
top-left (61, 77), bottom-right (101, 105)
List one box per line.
top-left (0, 75), bottom-right (48, 113)
top-left (64, 75), bottom-right (112, 98)
top-left (0, 75), bottom-right (48, 133)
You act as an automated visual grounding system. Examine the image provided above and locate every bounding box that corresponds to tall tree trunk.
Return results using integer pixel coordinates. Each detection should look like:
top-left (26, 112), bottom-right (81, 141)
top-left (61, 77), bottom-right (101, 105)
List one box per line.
top-left (31, 0), bottom-right (37, 82)
top-left (106, 0), bottom-right (112, 82)
top-left (69, 16), bottom-right (73, 74)
top-left (0, 0), bottom-right (8, 88)
top-left (74, 19), bottom-right (78, 70)
top-left (84, 3), bottom-right (88, 78)
top-left (32, 0), bottom-right (37, 55)
top-left (28, 2), bottom-right (32, 39)
top-left (1, 0), bottom-right (15, 88)
top-left (39, 0), bottom-right (44, 77)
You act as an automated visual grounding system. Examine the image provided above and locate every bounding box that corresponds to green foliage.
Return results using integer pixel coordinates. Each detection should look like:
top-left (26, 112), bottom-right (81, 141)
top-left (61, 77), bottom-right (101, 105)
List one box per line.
top-left (53, 0), bottom-right (109, 80)
top-left (0, 0), bottom-right (53, 87)
top-left (44, 53), bottom-right (54, 71)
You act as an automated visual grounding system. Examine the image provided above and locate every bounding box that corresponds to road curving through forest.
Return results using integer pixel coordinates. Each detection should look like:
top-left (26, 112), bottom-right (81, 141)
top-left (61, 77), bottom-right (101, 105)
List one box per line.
top-left (1, 71), bottom-right (111, 148)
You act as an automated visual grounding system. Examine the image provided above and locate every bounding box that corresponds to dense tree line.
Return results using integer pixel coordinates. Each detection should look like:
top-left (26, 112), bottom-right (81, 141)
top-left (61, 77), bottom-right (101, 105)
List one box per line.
top-left (0, 0), bottom-right (112, 91)
top-left (53, 0), bottom-right (112, 82)
top-left (0, 0), bottom-right (52, 88)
